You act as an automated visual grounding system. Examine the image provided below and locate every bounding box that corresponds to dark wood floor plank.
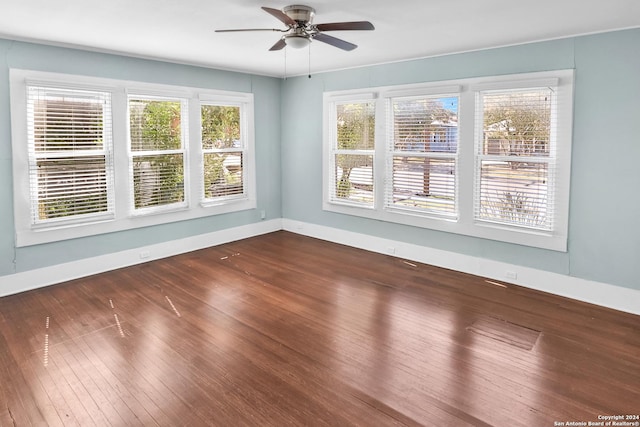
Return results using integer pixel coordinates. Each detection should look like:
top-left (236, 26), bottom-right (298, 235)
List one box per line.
top-left (71, 333), bottom-right (158, 426)
top-left (107, 267), bottom-right (407, 426)
top-left (88, 275), bottom-right (269, 426)
top-left (1, 231), bottom-right (638, 426)
top-left (0, 294), bottom-right (72, 426)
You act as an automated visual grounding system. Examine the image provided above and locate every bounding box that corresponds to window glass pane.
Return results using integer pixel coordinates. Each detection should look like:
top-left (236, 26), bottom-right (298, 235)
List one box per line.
top-left (27, 86), bottom-right (113, 224)
top-left (481, 89), bottom-right (552, 157)
top-left (129, 97), bottom-right (186, 212)
top-left (333, 154), bottom-right (373, 204)
top-left (204, 152), bottom-right (244, 198)
top-left (393, 96), bottom-right (458, 152)
top-left (477, 160), bottom-right (550, 229)
top-left (201, 104), bottom-right (245, 201)
top-left (201, 105), bottom-right (241, 150)
top-left (31, 90), bottom-right (106, 151)
top-left (336, 102), bottom-right (375, 150)
top-left (35, 156), bottom-right (109, 220)
top-left (129, 99), bottom-right (182, 151)
top-left (390, 156), bottom-right (456, 215)
top-left (132, 154), bottom-right (184, 209)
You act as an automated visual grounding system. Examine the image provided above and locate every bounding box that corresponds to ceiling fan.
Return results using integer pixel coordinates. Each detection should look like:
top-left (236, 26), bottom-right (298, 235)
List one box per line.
top-left (216, 5), bottom-right (374, 51)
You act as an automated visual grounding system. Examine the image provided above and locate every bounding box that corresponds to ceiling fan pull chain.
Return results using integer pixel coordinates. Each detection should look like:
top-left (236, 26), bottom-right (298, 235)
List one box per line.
top-left (284, 46), bottom-right (287, 80)
top-left (308, 43), bottom-right (312, 79)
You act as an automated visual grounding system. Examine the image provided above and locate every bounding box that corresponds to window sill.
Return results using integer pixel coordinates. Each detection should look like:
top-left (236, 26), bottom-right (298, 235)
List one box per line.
top-left (323, 202), bottom-right (567, 252)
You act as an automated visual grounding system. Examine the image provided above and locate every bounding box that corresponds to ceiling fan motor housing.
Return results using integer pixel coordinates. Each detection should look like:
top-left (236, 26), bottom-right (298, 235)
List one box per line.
top-left (283, 5), bottom-right (315, 26)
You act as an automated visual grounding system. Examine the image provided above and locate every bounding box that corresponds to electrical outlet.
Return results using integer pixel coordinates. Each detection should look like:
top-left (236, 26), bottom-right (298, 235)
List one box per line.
top-left (260, 210), bottom-right (266, 220)
top-left (505, 270), bottom-right (518, 280)
top-left (387, 247), bottom-right (396, 254)
top-left (139, 251), bottom-right (150, 259)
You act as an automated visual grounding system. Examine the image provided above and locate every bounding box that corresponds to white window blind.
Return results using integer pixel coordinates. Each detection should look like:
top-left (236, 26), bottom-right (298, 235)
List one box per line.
top-left (27, 86), bottom-right (114, 226)
top-left (474, 87), bottom-right (555, 230)
top-left (129, 97), bottom-right (187, 213)
top-left (387, 95), bottom-right (459, 218)
top-left (201, 104), bottom-right (245, 202)
top-left (12, 70), bottom-right (257, 246)
top-left (329, 100), bottom-right (376, 207)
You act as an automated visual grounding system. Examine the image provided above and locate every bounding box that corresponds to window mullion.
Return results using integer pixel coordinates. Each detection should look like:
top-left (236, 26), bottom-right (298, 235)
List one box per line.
top-left (111, 88), bottom-right (130, 220)
top-left (374, 96), bottom-right (387, 211)
top-left (188, 97), bottom-right (202, 207)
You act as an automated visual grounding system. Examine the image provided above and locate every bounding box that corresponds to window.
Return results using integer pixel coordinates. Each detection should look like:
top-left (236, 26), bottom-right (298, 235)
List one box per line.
top-left (201, 103), bottom-right (245, 203)
top-left (475, 88), bottom-right (554, 230)
top-left (10, 69), bottom-right (256, 247)
top-left (26, 86), bottom-right (114, 226)
top-left (128, 96), bottom-right (188, 213)
top-left (387, 95), bottom-right (459, 218)
top-left (323, 71), bottom-right (574, 251)
top-left (327, 98), bottom-right (376, 207)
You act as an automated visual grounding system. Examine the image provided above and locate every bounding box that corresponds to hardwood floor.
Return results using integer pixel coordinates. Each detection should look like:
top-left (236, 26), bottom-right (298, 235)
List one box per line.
top-left (1, 231), bottom-right (638, 426)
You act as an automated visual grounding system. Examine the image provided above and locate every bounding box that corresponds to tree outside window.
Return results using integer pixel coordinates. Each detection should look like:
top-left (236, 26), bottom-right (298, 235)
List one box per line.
top-left (129, 98), bottom-right (185, 210)
top-left (201, 104), bottom-right (244, 200)
top-left (334, 102), bottom-right (375, 204)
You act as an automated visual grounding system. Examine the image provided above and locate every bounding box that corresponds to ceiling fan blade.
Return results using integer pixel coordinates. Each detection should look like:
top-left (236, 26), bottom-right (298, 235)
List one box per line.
top-left (269, 38), bottom-right (287, 51)
top-left (313, 33), bottom-right (357, 51)
top-left (262, 7), bottom-right (296, 26)
top-left (315, 21), bottom-right (375, 31)
top-left (216, 28), bottom-right (284, 33)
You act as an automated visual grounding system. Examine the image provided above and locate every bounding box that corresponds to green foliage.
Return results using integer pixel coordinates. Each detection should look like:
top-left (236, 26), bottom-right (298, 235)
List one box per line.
top-left (335, 103), bottom-right (374, 198)
top-left (201, 105), bottom-right (240, 149)
top-left (130, 100), bottom-right (182, 151)
top-left (203, 153), bottom-right (242, 198)
top-left (133, 154), bottom-right (184, 209)
top-left (336, 103), bottom-right (375, 150)
top-left (37, 157), bottom-right (109, 220)
top-left (336, 176), bottom-right (352, 198)
top-left (130, 100), bottom-right (184, 208)
top-left (201, 105), bottom-right (243, 198)
top-left (35, 98), bottom-right (108, 220)
top-left (40, 194), bottom-right (108, 220)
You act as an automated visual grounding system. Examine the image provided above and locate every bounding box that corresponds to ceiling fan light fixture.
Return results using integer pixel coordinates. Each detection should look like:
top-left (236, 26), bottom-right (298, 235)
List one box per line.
top-left (284, 34), bottom-right (310, 49)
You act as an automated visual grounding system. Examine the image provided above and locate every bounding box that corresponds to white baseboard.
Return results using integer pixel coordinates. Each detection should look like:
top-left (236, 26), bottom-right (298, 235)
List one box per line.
top-left (2, 217), bottom-right (638, 316)
top-left (282, 219), bottom-right (640, 316)
top-left (0, 219), bottom-right (282, 298)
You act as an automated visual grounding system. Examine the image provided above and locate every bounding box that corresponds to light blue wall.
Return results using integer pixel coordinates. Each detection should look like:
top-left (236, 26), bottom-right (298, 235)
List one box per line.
top-left (0, 39), bottom-right (282, 276)
top-left (281, 29), bottom-right (640, 291)
top-left (2, 29), bottom-right (639, 292)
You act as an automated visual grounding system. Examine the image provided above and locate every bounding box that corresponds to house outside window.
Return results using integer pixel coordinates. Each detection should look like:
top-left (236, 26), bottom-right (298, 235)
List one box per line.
top-left (386, 95), bottom-right (459, 218)
top-left (474, 88), bottom-right (555, 230)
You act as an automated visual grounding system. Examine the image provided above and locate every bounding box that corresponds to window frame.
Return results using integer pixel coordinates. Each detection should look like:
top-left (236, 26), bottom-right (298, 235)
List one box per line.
top-left (325, 93), bottom-right (378, 209)
top-left (10, 69), bottom-right (256, 247)
top-left (323, 70), bottom-right (574, 251)
top-left (384, 89), bottom-right (461, 220)
top-left (127, 94), bottom-right (190, 215)
top-left (26, 85), bottom-right (116, 228)
top-left (473, 83), bottom-right (557, 231)
top-left (199, 96), bottom-right (252, 207)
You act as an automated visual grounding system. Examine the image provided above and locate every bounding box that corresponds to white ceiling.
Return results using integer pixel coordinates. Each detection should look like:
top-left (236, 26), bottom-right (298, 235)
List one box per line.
top-left (1, 0), bottom-right (639, 77)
